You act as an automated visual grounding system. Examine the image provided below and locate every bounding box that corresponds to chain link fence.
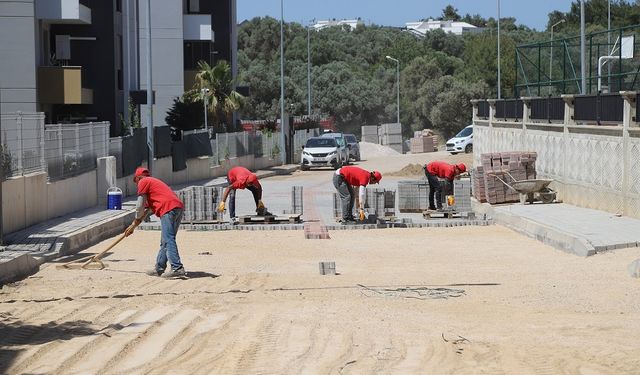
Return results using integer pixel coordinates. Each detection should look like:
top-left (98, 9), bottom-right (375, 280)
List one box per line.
top-left (44, 122), bottom-right (110, 181)
top-left (0, 112), bottom-right (46, 179)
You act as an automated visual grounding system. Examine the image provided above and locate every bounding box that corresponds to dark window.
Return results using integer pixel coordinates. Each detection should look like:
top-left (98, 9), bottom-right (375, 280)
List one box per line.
top-left (116, 0), bottom-right (122, 12)
top-left (183, 41), bottom-right (212, 69)
top-left (187, 0), bottom-right (200, 13)
top-left (117, 69), bottom-right (123, 90)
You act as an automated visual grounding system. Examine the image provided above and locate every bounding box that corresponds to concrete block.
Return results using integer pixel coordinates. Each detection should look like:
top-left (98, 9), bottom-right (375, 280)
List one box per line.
top-left (628, 259), bottom-right (640, 278)
top-left (3, 175), bottom-right (26, 234)
top-left (0, 253), bottom-right (40, 285)
top-left (97, 156), bottom-right (117, 207)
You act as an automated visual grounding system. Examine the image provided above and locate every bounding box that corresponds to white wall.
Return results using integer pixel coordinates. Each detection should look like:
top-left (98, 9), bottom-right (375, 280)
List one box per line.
top-left (138, 0), bottom-right (184, 127)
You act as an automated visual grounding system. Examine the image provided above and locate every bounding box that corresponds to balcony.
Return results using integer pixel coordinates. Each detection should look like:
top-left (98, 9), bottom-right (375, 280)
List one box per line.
top-left (183, 14), bottom-right (214, 41)
top-left (38, 66), bottom-right (93, 105)
top-left (35, 0), bottom-right (92, 25)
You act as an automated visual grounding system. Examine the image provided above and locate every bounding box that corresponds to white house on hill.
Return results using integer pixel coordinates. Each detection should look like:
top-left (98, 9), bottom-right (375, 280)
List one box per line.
top-left (313, 19), bottom-right (363, 31)
top-left (405, 19), bottom-right (481, 36)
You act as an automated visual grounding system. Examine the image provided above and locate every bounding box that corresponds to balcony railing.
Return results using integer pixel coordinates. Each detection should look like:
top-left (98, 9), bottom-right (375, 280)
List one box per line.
top-left (35, 0), bottom-right (92, 25)
top-left (183, 14), bottom-right (213, 41)
top-left (37, 66), bottom-right (93, 105)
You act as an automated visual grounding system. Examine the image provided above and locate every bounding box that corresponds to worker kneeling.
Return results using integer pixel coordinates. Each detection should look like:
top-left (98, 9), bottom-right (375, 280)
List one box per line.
top-left (218, 166), bottom-right (269, 221)
top-left (423, 161), bottom-right (466, 210)
top-left (333, 166), bottom-right (382, 224)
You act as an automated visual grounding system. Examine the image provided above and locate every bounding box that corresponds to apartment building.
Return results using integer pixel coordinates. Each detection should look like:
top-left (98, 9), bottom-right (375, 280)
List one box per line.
top-left (0, 0), bottom-right (236, 136)
top-left (405, 19), bottom-right (481, 36)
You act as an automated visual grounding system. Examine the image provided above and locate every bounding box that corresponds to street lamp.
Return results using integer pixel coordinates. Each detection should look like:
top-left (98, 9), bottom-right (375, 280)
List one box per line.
top-left (279, 0), bottom-right (285, 164)
top-left (549, 19), bottom-right (565, 95)
top-left (497, 0), bottom-right (501, 99)
top-left (144, 0), bottom-right (154, 172)
top-left (307, 19), bottom-right (314, 116)
top-left (580, 0), bottom-right (586, 94)
top-left (201, 88), bottom-right (209, 133)
top-left (385, 55), bottom-right (400, 124)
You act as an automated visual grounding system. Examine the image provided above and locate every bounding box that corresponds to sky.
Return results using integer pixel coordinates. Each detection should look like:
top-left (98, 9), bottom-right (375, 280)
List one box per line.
top-left (237, 0), bottom-right (576, 31)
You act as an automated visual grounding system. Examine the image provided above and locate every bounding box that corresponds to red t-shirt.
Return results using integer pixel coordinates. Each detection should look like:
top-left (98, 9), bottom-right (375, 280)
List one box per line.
top-left (228, 166), bottom-right (262, 190)
top-left (339, 166), bottom-right (371, 186)
top-left (137, 177), bottom-right (184, 217)
top-left (426, 161), bottom-right (456, 181)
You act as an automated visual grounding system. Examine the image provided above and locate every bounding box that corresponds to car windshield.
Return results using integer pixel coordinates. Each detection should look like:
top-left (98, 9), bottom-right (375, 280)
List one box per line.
top-left (344, 135), bottom-right (357, 143)
top-left (306, 138), bottom-right (337, 148)
top-left (455, 127), bottom-right (473, 138)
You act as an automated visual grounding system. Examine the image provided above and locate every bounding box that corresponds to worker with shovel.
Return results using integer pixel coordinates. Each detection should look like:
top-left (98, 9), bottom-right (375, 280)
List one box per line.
top-left (125, 167), bottom-right (186, 278)
top-left (218, 166), bottom-right (270, 222)
top-left (333, 166), bottom-right (382, 224)
top-left (423, 161), bottom-right (466, 210)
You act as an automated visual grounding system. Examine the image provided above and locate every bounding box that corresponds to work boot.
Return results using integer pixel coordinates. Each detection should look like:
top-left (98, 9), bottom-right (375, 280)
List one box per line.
top-left (256, 207), bottom-right (272, 216)
top-left (146, 268), bottom-right (163, 277)
top-left (162, 267), bottom-right (186, 278)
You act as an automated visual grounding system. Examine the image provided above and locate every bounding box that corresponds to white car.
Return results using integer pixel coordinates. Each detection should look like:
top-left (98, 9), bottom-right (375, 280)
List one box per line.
top-left (320, 132), bottom-right (349, 165)
top-left (446, 125), bottom-right (473, 154)
top-left (300, 137), bottom-right (343, 170)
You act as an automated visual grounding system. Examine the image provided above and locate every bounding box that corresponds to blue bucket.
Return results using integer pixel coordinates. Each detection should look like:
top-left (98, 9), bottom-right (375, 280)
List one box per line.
top-left (107, 187), bottom-right (123, 210)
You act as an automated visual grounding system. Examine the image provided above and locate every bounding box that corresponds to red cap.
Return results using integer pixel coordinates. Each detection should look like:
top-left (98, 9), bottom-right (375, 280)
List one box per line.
top-left (134, 167), bottom-right (150, 179)
top-left (457, 163), bottom-right (467, 173)
top-left (372, 171), bottom-right (382, 183)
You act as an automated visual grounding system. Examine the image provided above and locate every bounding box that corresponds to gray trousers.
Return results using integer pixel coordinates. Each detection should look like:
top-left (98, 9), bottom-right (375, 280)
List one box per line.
top-left (333, 174), bottom-right (355, 220)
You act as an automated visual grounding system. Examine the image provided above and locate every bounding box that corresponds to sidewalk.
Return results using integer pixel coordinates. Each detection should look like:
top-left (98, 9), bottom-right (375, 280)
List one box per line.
top-left (476, 201), bottom-right (640, 257)
top-left (0, 164), bottom-right (300, 285)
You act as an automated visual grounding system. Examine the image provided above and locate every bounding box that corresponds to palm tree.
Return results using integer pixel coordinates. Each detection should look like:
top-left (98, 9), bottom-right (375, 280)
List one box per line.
top-left (187, 60), bottom-right (245, 132)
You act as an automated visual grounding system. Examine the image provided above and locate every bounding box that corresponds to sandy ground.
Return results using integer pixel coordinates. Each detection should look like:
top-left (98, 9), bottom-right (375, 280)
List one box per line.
top-left (1, 226), bottom-right (639, 374)
top-left (2, 148), bottom-right (639, 374)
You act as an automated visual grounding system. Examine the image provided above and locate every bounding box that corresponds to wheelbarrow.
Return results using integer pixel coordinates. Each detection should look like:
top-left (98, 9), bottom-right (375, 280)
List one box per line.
top-left (488, 171), bottom-right (556, 204)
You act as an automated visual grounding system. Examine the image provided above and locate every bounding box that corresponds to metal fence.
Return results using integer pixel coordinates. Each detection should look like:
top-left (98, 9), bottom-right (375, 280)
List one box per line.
top-left (0, 112), bottom-right (46, 179)
top-left (44, 122), bottom-right (110, 181)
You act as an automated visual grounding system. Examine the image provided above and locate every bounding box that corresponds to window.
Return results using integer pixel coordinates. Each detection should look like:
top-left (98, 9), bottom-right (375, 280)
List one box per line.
top-left (183, 41), bottom-right (211, 69)
top-left (188, 0), bottom-right (199, 13)
top-left (116, 0), bottom-right (122, 12)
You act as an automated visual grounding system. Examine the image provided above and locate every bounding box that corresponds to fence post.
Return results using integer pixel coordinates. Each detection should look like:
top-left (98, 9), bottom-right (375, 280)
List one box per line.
top-left (561, 94), bottom-right (575, 186)
top-left (57, 124), bottom-right (63, 177)
top-left (470, 100), bottom-right (480, 123)
top-left (521, 97), bottom-right (531, 148)
top-left (620, 91), bottom-right (636, 216)
top-left (89, 123), bottom-right (94, 159)
top-left (487, 99), bottom-right (496, 152)
top-left (75, 124), bottom-right (80, 174)
top-left (16, 111), bottom-right (23, 174)
top-left (39, 114), bottom-right (45, 173)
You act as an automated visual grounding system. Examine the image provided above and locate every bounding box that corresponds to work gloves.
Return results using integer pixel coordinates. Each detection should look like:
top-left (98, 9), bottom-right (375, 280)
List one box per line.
top-left (257, 200), bottom-right (265, 209)
top-left (359, 209), bottom-right (366, 221)
top-left (217, 201), bottom-right (225, 212)
top-left (124, 218), bottom-right (142, 237)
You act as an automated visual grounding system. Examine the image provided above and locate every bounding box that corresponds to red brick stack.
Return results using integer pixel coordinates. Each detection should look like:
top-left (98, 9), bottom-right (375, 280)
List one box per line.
top-left (473, 152), bottom-right (538, 204)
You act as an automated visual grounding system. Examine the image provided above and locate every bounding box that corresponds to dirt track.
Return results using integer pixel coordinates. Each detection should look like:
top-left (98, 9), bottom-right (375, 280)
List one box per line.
top-left (2, 226), bottom-right (639, 374)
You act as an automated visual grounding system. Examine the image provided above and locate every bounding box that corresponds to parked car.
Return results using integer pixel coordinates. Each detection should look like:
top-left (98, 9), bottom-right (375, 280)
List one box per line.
top-left (300, 137), bottom-right (343, 170)
top-left (446, 125), bottom-right (473, 154)
top-left (320, 132), bottom-right (349, 165)
top-left (343, 133), bottom-right (361, 161)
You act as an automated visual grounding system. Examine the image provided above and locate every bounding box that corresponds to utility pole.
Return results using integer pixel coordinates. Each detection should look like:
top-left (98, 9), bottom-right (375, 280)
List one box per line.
top-left (0, 87), bottom-right (3, 245)
top-left (307, 20), bottom-right (312, 116)
top-left (279, 0), bottom-right (286, 165)
top-left (145, 0), bottom-right (154, 172)
top-left (497, 0), bottom-right (501, 99)
top-left (549, 20), bottom-right (565, 95)
top-left (385, 56), bottom-right (400, 124)
top-left (580, 0), bottom-right (586, 94)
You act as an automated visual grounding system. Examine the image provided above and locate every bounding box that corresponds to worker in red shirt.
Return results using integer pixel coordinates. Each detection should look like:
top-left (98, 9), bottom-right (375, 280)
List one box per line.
top-left (423, 161), bottom-right (466, 210)
top-left (124, 167), bottom-right (186, 278)
top-left (333, 166), bottom-right (382, 224)
top-left (218, 166), bottom-right (267, 221)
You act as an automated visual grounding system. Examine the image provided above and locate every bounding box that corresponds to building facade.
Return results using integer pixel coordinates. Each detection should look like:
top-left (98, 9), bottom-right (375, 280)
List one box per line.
top-left (0, 0), bottom-right (237, 136)
top-left (405, 19), bottom-right (481, 36)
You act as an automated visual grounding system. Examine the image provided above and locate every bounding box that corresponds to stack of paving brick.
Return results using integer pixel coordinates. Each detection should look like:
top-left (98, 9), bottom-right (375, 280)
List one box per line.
top-left (361, 125), bottom-right (379, 143)
top-left (177, 186), bottom-right (224, 222)
top-left (472, 166), bottom-right (487, 202)
top-left (397, 180), bottom-right (430, 212)
top-left (333, 188), bottom-right (396, 219)
top-left (475, 152), bottom-right (537, 204)
top-left (410, 130), bottom-right (438, 153)
top-left (379, 123), bottom-right (403, 153)
top-left (453, 178), bottom-right (472, 212)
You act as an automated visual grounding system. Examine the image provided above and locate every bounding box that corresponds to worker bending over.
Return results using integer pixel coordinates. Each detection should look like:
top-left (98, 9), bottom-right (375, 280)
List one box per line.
top-left (423, 161), bottom-right (466, 210)
top-left (218, 166), bottom-right (268, 220)
top-left (333, 166), bottom-right (382, 224)
top-left (125, 167), bottom-right (186, 278)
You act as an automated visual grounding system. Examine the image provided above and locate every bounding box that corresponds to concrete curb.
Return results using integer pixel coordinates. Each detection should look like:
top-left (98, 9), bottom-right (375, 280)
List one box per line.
top-left (0, 252), bottom-right (40, 286)
top-left (473, 200), bottom-right (596, 257)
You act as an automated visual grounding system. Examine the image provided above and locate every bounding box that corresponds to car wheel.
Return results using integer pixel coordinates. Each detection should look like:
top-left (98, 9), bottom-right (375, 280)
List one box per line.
top-left (355, 153), bottom-right (361, 161)
top-left (300, 165), bottom-right (309, 171)
top-left (450, 152), bottom-right (458, 155)
top-left (465, 144), bottom-right (473, 154)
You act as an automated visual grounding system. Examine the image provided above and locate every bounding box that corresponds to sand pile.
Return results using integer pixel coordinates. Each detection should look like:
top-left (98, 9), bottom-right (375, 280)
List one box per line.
top-left (359, 142), bottom-right (400, 159)
top-left (388, 163), bottom-right (425, 177)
